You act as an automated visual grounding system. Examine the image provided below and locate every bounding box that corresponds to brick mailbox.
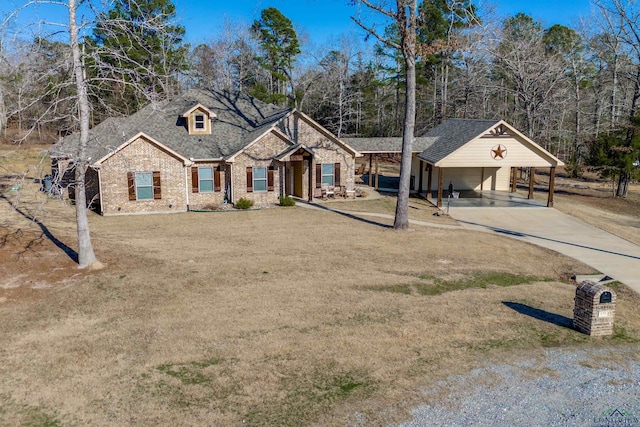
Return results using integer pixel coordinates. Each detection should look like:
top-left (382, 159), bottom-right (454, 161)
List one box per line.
top-left (573, 281), bottom-right (616, 336)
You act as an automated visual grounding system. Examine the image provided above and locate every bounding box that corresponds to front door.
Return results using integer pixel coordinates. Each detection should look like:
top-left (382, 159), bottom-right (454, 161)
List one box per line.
top-left (292, 161), bottom-right (303, 197)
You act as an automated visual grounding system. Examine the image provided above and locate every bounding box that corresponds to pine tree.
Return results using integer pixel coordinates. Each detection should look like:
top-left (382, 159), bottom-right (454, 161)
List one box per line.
top-left (89, 0), bottom-right (188, 118)
top-left (251, 7), bottom-right (301, 105)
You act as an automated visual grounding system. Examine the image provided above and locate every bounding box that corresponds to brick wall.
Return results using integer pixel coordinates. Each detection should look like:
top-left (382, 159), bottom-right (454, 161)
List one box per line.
top-left (99, 136), bottom-right (188, 215)
top-left (187, 162), bottom-right (228, 209)
top-left (285, 114), bottom-right (356, 195)
top-left (231, 132), bottom-right (289, 205)
top-left (573, 281), bottom-right (616, 336)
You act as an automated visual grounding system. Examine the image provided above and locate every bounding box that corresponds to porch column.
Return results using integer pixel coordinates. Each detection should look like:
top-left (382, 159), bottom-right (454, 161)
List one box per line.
top-left (437, 167), bottom-right (443, 207)
top-left (374, 154), bottom-right (379, 190)
top-left (418, 160), bottom-right (423, 194)
top-left (528, 167), bottom-right (535, 199)
top-left (511, 167), bottom-right (517, 193)
top-left (427, 164), bottom-right (433, 199)
top-left (369, 153), bottom-right (373, 187)
top-left (308, 159), bottom-right (314, 202)
top-left (480, 167), bottom-right (485, 191)
top-left (547, 167), bottom-right (556, 207)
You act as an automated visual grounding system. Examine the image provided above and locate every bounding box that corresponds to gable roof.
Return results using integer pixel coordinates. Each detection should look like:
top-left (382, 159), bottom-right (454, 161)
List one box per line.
top-left (417, 119), bottom-right (563, 167)
top-left (93, 132), bottom-right (191, 166)
top-left (181, 103), bottom-right (215, 118)
top-left (50, 89), bottom-right (291, 164)
top-left (341, 119), bottom-right (498, 155)
top-left (417, 119), bottom-right (500, 164)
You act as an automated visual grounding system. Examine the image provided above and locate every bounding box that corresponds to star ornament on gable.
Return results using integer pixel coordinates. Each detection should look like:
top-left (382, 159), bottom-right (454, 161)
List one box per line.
top-left (491, 144), bottom-right (507, 160)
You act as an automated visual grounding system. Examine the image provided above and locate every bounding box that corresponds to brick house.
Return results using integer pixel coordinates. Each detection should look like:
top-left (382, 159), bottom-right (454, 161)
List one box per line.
top-left (50, 89), bottom-right (360, 216)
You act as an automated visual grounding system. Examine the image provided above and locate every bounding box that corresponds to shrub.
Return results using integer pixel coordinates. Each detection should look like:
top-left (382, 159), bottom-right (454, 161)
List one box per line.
top-left (279, 196), bottom-right (296, 207)
top-left (201, 203), bottom-right (220, 211)
top-left (235, 197), bottom-right (254, 210)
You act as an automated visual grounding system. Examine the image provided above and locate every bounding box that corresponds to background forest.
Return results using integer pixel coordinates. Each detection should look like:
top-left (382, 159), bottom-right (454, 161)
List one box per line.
top-left (1, 0), bottom-right (639, 193)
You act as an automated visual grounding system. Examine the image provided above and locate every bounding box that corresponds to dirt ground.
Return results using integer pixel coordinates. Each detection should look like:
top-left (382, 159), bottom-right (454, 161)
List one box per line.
top-left (1, 148), bottom-right (640, 426)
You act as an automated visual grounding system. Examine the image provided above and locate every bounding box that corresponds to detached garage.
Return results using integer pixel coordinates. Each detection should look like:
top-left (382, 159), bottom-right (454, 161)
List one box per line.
top-left (412, 119), bottom-right (564, 207)
top-left (345, 119), bottom-right (563, 208)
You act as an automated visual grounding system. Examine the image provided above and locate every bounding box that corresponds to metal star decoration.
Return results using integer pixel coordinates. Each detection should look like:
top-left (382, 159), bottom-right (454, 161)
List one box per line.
top-left (491, 144), bottom-right (507, 160)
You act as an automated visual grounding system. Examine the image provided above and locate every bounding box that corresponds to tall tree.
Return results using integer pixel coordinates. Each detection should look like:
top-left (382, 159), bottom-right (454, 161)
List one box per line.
top-left (492, 13), bottom-right (567, 143)
top-left (90, 0), bottom-right (188, 118)
top-left (417, 0), bottom-right (478, 123)
top-left (543, 24), bottom-right (591, 175)
top-left (251, 7), bottom-right (301, 105)
top-left (592, 0), bottom-right (640, 196)
top-left (3, 0), bottom-right (187, 268)
top-left (352, 0), bottom-right (418, 230)
top-left (189, 20), bottom-right (258, 92)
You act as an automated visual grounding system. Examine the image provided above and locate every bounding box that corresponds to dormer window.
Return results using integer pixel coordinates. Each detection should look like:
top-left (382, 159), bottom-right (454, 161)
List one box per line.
top-left (195, 114), bottom-right (205, 130)
top-left (181, 103), bottom-right (215, 135)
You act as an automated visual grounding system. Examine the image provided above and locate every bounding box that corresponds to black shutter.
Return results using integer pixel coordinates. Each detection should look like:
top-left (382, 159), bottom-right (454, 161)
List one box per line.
top-left (334, 163), bottom-right (341, 186)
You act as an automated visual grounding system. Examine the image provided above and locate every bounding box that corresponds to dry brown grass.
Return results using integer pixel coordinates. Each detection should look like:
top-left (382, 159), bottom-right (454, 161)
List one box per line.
top-left (1, 155), bottom-right (640, 426)
top-left (528, 168), bottom-right (640, 246)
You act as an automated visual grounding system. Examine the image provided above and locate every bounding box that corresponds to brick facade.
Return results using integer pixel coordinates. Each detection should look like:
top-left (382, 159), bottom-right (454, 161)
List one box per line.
top-left (58, 107), bottom-right (357, 215)
top-left (280, 114), bottom-right (356, 201)
top-left (231, 132), bottom-right (289, 205)
top-left (187, 162), bottom-right (228, 209)
top-left (99, 136), bottom-right (188, 215)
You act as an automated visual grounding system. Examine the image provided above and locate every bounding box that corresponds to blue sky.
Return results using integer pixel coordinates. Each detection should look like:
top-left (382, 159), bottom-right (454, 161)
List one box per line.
top-left (175, 0), bottom-right (593, 44)
top-left (1, 0), bottom-right (593, 45)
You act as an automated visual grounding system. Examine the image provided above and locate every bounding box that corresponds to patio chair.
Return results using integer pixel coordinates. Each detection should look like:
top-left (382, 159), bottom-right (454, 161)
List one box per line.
top-left (320, 182), bottom-right (330, 199)
top-left (334, 185), bottom-right (345, 198)
top-left (326, 185), bottom-right (335, 198)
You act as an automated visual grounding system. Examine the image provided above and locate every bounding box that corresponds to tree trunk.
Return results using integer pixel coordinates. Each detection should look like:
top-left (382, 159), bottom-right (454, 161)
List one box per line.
top-left (616, 172), bottom-right (629, 197)
top-left (69, 0), bottom-right (99, 269)
top-left (393, 0), bottom-right (417, 230)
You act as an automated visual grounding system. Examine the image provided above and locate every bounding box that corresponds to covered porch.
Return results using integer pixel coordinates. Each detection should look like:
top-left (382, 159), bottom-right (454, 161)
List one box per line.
top-left (418, 163), bottom-right (558, 208)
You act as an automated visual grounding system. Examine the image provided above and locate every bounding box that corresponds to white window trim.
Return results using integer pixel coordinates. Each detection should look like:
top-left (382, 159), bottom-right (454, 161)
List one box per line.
top-left (199, 166), bottom-right (214, 193)
top-left (135, 171), bottom-right (153, 200)
top-left (194, 114), bottom-right (206, 130)
top-left (321, 163), bottom-right (334, 187)
top-left (253, 166), bottom-right (268, 192)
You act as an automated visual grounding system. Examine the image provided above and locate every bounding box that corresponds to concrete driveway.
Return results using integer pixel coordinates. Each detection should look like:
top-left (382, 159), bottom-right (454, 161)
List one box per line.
top-left (448, 205), bottom-right (640, 293)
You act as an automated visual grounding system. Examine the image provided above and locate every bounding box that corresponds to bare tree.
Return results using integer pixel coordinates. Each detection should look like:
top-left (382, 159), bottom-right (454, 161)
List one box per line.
top-left (3, 0), bottom-right (185, 268)
top-left (590, 0), bottom-right (640, 196)
top-left (352, 0), bottom-right (418, 230)
top-left (189, 19), bottom-right (258, 92)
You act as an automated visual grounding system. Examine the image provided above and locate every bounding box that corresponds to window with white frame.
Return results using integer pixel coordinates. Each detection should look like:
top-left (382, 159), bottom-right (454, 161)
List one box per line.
top-left (194, 114), bottom-right (205, 130)
top-left (253, 167), bottom-right (267, 192)
top-left (199, 167), bottom-right (214, 192)
top-left (135, 172), bottom-right (153, 200)
top-left (321, 163), bottom-right (334, 186)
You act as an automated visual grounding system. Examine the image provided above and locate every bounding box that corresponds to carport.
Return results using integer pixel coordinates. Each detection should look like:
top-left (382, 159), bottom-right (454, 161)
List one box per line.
top-left (414, 120), bottom-right (564, 208)
top-left (344, 119), bottom-right (564, 209)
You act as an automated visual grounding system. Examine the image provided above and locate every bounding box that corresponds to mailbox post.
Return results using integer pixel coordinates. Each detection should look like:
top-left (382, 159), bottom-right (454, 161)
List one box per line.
top-left (573, 281), bottom-right (616, 336)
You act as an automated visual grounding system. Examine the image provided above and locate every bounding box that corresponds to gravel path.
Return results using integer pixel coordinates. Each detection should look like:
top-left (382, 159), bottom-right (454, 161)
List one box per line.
top-left (397, 345), bottom-right (640, 427)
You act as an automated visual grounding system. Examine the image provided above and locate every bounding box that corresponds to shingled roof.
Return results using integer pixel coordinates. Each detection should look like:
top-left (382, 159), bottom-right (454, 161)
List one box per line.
top-left (342, 136), bottom-right (437, 153)
top-left (342, 119), bottom-right (502, 159)
top-left (50, 89), bottom-right (291, 164)
top-left (417, 119), bottom-right (500, 164)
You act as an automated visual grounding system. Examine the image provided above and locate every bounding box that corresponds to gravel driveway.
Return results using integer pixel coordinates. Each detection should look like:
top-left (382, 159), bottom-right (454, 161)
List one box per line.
top-left (397, 345), bottom-right (640, 427)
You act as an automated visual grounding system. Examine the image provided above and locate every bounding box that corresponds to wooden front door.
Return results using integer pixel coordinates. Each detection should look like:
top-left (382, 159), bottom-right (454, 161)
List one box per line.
top-left (292, 161), bottom-right (303, 198)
